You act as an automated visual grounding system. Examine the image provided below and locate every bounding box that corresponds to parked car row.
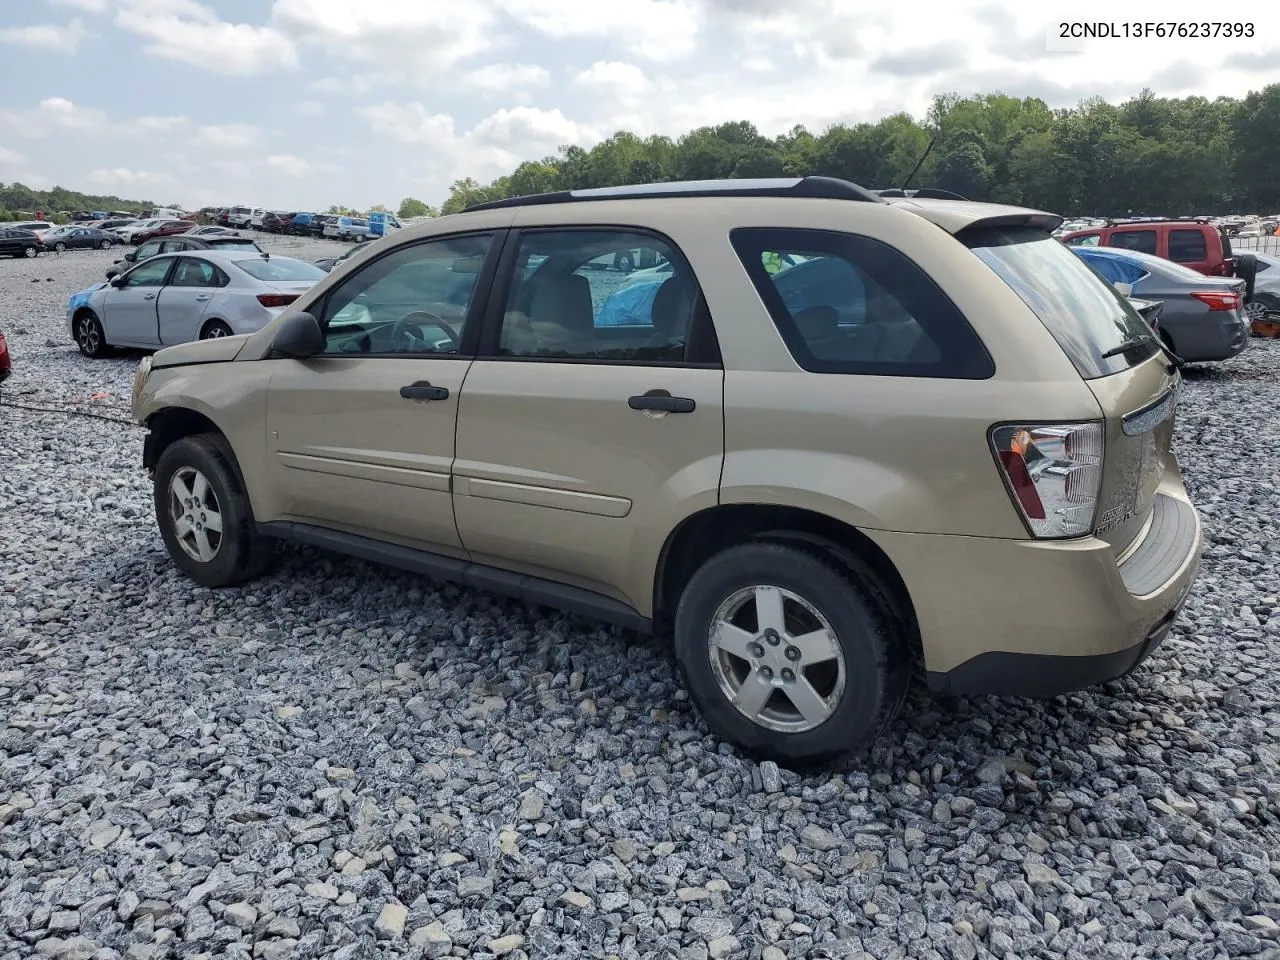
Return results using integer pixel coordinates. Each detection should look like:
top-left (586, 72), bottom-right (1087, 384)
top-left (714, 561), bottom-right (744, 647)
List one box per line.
top-left (204, 207), bottom-right (405, 242)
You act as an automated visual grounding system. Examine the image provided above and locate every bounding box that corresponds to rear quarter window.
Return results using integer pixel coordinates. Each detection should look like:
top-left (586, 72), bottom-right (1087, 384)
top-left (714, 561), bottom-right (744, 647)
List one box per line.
top-left (1168, 229), bottom-right (1208, 262)
top-left (1109, 230), bottom-right (1158, 255)
top-left (729, 228), bottom-right (994, 379)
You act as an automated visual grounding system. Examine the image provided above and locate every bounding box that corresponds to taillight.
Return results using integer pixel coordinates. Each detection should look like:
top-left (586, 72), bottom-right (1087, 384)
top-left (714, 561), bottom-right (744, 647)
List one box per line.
top-left (991, 422), bottom-right (1104, 538)
top-left (1190, 290), bottom-right (1241, 311)
top-left (256, 293), bottom-right (299, 308)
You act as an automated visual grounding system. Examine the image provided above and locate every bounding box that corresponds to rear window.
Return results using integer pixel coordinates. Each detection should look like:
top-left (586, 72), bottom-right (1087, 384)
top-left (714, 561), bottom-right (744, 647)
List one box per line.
top-left (208, 237), bottom-right (258, 247)
top-left (232, 257), bottom-right (325, 282)
top-left (730, 227), bottom-right (993, 378)
top-left (1168, 229), bottom-right (1207, 262)
top-left (967, 226), bottom-right (1155, 379)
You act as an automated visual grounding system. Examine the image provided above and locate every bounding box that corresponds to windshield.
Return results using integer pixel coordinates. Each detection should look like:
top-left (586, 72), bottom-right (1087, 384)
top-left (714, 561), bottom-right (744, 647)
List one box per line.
top-left (232, 257), bottom-right (325, 282)
top-left (966, 226), bottom-right (1154, 379)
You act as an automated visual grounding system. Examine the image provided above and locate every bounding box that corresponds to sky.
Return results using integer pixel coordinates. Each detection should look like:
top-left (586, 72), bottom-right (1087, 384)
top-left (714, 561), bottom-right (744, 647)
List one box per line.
top-left (1, 0), bottom-right (1278, 212)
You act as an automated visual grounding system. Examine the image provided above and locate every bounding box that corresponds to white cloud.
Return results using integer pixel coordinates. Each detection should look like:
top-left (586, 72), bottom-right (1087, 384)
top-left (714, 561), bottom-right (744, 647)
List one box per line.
top-left (471, 106), bottom-right (600, 150)
top-left (307, 76), bottom-right (343, 93)
top-left (266, 154), bottom-right (311, 176)
top-left (496, 0), bottom-right (702, 61)
top-left (575, 61), bottom-right (650, 92)
top-left (0, 147), bottom-right (26, 167)
top-left (462, 63), bottom-right (551, 96)
top-left (134, 115), bottom-right (188, 131)
top-left (0, 18), bottom-right (90, 51)
top-left (193, 123), bottom-right (262, 149)
top-left (271, 0), bottom-right (500, 80)
top-left (47, 0), bottom-right (109, 11)
top-left (297, 100), bottom-right (325, 116)
top-left (86, 167), bottom-right (177, 188)
top-left (114, 0), bottom-right (298, 74)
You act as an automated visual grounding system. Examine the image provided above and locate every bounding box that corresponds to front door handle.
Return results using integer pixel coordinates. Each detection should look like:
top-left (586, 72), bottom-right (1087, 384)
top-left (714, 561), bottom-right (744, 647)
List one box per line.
top-left (400, 381), bottom-right (449, 401)
top-left (195, 295), bottom-right (211, 301)
top-left (629, 394), bottom-right (695, 413)
top-left (143, 293), bottom-right (156, 300)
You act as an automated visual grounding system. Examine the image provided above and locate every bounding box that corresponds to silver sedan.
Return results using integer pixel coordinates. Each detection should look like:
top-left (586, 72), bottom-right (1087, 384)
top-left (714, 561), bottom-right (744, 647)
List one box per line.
top-left (67, 249), bottom-right (326, 358)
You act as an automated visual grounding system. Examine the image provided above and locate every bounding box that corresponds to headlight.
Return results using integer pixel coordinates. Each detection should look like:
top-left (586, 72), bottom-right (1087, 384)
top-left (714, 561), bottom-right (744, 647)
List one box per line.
top-left (132, 356), bottom-right (152, 408)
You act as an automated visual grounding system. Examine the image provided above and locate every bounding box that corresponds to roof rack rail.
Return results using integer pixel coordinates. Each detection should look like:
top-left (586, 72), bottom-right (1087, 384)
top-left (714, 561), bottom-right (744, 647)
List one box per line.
top-left (462, 176), bottom-right (886, 212)
top-left (873, 187), bottom-right (969, 201)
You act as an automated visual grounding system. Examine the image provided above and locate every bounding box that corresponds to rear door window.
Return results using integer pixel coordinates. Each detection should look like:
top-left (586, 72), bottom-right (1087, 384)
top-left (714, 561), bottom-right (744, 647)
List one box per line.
top-left (968, 225), bottom-right (1155, 379)
top-left (1109, 230), bottom-right (1157, 254)
top-left (1168, 229), bottom-right (1207, 263)
top-left (730, 227), bottom-right (992, 378)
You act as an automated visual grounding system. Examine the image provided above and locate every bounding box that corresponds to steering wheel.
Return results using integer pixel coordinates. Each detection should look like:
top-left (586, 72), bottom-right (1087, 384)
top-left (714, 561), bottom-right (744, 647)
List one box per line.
top-left (389, 311), bottom-right (459, 351)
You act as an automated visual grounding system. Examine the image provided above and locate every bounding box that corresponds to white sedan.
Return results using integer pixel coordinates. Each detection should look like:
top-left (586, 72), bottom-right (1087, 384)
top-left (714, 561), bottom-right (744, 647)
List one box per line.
top-left (67, 249), bottom-right (326, 358)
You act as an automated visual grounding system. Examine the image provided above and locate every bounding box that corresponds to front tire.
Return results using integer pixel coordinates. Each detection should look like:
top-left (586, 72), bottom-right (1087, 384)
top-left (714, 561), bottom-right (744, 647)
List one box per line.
top-left (24, 245), bottom-right (38, 258)
top-left (99, 239), bottom-right (111, 250)
top-left (674, 541), bottom-right (909, 766)
top-left (154, 434), bottom-right (271, 587)
top-left (75, 311), bottom-right (109, 358)
top-left (53, 241), bottom-right (66, 253)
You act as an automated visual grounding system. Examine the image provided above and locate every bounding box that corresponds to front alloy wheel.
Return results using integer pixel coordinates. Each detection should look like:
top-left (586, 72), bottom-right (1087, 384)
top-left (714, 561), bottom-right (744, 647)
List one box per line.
top-left (167, 466), bottom-right (223, 563)
top-left (76, 313), bottom-right (107, 358)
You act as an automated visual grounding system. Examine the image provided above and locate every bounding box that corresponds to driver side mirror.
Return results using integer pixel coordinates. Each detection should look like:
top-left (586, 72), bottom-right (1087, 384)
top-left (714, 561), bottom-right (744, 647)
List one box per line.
top-left (269, 311), bottom-right (324, 359)
top-left (123, 251), bottom-right (137, 262)
top-left (109, 274), bottom-right (125, 288)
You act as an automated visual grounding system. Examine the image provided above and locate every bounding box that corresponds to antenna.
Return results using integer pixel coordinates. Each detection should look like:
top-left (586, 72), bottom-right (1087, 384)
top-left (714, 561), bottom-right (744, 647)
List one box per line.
top-left (901, 130), bottom-right (939, 192)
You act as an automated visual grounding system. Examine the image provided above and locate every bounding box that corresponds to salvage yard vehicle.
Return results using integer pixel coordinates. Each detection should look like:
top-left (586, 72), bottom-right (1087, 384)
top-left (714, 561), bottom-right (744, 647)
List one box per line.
top-left (0, 227), bottom-right (41, 258)
top-left (42, 224), bottom-right (123, 252)
top-left (131, 177), bottom-right (1203, 764)
top-left (105, 234), bottom-right (263, 279)
top-left (70, 250), bottom-right (324, 356)
top-left (1072, 246), bottom-right (1251, 362)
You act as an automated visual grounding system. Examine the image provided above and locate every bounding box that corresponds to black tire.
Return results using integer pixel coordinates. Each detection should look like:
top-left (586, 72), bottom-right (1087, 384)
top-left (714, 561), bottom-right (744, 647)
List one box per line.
top-left (74, 311), bottom-right (109, 358)
top-left (24, 245), bottom-right (38, 258)
top-left (53, 241), bottom-right (66, 253)
top-left (153, 434), bottom-right (272, 588)
top-left (674, 541), bottom-right (910, 766)
top-left (1235, 252), bottom-right (1258, 302)
top-left (98, 239), bottom-right (111, 249)
top-left (200, 320), bottom-right (234, 339)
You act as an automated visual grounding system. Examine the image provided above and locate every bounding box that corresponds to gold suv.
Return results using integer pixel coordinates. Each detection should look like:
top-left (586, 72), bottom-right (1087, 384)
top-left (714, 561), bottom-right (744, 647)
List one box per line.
top-left (132, 177), bottom-right (1203, 764)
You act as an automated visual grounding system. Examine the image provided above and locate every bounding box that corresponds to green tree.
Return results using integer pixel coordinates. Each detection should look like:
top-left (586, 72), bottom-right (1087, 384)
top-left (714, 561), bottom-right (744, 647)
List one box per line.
top-left (397, 197), bottom-right (435, 218)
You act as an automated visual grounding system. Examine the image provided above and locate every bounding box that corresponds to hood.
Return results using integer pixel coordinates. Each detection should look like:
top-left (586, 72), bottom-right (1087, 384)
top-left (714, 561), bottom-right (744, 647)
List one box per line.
top-left (68, 283), bottom-right (108, 310)
top-left (152, 333), bottom-right (250, 369)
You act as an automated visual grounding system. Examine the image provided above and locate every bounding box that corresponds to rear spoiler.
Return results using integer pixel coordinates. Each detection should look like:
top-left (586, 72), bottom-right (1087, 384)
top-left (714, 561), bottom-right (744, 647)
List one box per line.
top-left (954, 212), bottom-right (1065, 240)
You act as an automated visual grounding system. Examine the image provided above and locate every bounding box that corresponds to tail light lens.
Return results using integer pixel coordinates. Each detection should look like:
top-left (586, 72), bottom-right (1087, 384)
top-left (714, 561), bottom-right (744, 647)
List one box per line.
top-left (1190, 290), bottom-right (1242, 311)
top-left (991, 422), bottom-right (1104, 538)
top-left (257, 293), bottom-right (299, 308)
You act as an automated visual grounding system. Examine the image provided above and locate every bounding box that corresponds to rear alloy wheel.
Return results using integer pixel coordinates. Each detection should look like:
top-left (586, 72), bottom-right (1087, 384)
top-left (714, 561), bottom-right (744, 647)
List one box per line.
top-left (1244, 296), bottom-right (1279, 324)
top-left (53, 241), bottom-right (66, 253)
top-left (154, 434), bottom-right (272, 587)
top-left (674, 541), bottom-right (910, 766)
top-left (23, 246), bottom-right (37, 258)
top-left (200, 320), bottom-right (233, 339)
top-left (98, 239), bottom-right (112, 250)
top-left (75, 312), bottom-right (108, 358)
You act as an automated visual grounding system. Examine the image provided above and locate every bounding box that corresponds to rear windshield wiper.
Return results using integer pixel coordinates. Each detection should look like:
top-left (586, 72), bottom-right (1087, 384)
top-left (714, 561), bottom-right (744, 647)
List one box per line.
top-left (1100, 332), bottom-right (1184, 371)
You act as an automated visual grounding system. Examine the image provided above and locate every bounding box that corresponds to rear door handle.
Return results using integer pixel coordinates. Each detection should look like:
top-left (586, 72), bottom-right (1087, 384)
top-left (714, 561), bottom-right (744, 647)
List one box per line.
top-left (629, 394), bottom-right (695, 413)
top-left (195, 295), bottom-right (211, 301)
top-left (400, 381), bottom-right (449, 401)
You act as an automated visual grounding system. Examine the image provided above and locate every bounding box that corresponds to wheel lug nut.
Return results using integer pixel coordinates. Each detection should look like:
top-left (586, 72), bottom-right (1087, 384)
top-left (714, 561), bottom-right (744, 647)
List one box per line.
top-left (749, 642), bottom-right (764, 658)
top-left (785, 646), bottom-right (801, 661)
top-left (782, 668), bottom-right (795, 682)
top-left (765, 630), bottom-right (780, 646)
top-left (760, 666), bottom-right (773, 680)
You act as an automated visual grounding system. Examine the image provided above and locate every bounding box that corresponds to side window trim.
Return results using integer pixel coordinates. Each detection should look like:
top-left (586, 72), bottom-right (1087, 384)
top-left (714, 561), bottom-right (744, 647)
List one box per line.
top-left (474, 224), bottom-right (721, 368)
top-left (309, 228), bottom-right (505, 360)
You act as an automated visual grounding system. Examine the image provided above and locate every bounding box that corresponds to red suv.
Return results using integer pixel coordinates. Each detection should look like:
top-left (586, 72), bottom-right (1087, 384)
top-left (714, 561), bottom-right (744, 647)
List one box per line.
top-left (1061, 218), bottom-right (1258, 299)
top-left (0, 328), bottom-right (11, 384)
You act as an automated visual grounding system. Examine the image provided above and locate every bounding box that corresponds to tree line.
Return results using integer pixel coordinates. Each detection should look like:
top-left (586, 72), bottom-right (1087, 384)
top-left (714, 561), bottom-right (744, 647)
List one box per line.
top-left (435, 85), bottom-right (1280, 218)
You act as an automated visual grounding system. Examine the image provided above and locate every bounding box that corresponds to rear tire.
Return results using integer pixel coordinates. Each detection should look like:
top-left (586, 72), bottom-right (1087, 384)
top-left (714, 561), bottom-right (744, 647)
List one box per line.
top-left (200, 320), bottom-right (233, 339)
top-left (99, 239), bottom-right (111, 249)
top-left (154, 434), bottom-right (272, 588)
top-left (23, 246), bottom-right (38, 258)
top-left (674, 541), bottom-right (910, 766)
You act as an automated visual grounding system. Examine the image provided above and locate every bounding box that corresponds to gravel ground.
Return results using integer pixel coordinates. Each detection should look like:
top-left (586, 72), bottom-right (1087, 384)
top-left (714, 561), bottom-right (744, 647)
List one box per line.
top-left (3, 237), bottom-right (1280, 960)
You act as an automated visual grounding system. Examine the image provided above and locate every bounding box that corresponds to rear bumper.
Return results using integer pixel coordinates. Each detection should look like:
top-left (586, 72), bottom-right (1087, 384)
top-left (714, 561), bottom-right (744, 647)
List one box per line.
top-left (1174, 310), bottom-right (1250, 361)
top-left (867, 484), bottom-right (1203, 698)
